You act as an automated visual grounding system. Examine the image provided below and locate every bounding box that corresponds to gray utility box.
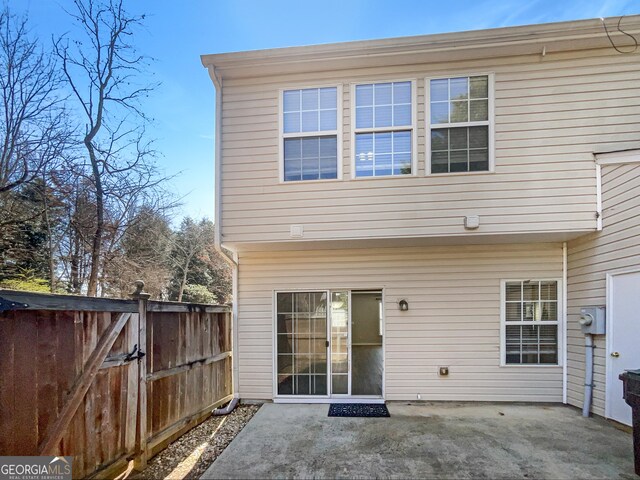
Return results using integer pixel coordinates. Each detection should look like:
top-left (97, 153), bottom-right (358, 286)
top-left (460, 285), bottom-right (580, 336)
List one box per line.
top-left (579, 306), bottom-right (606, 335)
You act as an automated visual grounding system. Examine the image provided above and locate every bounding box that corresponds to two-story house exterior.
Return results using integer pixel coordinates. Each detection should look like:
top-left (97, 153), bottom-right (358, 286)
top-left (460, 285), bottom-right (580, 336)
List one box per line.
top-left (201, 16), bottom-right (640, 425)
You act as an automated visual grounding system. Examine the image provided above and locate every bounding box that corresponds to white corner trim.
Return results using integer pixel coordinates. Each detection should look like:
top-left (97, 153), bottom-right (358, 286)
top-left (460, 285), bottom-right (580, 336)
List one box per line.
top-left (595, 164), bottom-right (603, 231)
top-left (594, 149), bottom-right (640, 165)
top-left (210, 66), bottom-right (223, 248)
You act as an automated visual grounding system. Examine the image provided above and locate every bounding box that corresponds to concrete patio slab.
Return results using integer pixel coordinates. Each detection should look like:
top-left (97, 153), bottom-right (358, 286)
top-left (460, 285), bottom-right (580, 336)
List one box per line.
top-left (201, 402), bottom-right (635, 479)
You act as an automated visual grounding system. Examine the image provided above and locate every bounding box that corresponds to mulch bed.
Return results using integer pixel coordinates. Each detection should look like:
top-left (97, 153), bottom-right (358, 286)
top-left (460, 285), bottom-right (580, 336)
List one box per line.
top-left (131, 404), bottom-right (260, 480)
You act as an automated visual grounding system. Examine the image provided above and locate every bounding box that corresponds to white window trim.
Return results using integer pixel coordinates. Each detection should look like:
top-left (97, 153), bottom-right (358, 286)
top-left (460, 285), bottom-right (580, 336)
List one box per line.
top-left (350, 79), bottom-right (418, 180)
top-left (499, 278), bottom-right (564, 368)
top-left (425, 72), bottom-right (495, 176)
top-left (278, 84), bottom-right (343, 184)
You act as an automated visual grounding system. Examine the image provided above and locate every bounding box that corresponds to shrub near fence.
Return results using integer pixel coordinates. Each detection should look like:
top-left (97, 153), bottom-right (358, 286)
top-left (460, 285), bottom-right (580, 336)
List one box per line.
top-left (0, 287), bottom-right (233, 479)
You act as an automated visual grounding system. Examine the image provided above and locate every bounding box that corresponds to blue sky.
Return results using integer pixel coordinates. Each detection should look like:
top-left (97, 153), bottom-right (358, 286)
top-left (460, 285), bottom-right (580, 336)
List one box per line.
top-left (15, 0), bottom-right (638, 222)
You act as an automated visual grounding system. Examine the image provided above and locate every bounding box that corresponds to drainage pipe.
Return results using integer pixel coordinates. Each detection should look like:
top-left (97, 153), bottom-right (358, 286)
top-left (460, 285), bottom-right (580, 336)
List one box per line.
top-left (582, 333), bottom-right (594, 417)
top-left (213, 396), bottom-right (239, 416)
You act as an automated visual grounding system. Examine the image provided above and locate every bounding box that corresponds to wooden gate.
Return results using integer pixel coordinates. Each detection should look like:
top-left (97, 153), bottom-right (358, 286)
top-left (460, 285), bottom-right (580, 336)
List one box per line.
top-left (0, 289), bottom-right (233, 479)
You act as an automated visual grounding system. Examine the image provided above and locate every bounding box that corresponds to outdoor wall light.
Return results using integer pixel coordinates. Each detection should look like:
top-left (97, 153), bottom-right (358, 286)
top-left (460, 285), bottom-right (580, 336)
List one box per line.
top-left (399, 299), bottom-right (409, 311)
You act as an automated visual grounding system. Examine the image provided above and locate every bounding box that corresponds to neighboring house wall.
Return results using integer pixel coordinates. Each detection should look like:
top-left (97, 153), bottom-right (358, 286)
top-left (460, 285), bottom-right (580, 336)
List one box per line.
top-left (236, 243), bottom-right (563, 401)
top-left (220, 50), bottom-right (640, 245)
top-left (567, 162), bottom-right (640, 416)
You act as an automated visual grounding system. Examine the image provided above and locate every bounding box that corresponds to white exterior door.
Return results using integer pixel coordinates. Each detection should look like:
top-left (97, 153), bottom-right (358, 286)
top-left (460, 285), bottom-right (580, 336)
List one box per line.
top-left (607, 271), bottom-right (640, 426)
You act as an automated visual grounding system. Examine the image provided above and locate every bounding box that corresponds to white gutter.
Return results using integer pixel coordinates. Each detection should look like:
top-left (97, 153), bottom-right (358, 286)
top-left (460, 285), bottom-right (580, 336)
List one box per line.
top-left (206, 65), bottom-right (240, 400)
top-left (562, 241), bottom-right (568, 404)
top-left (201, 15), bottom-right (640, 78)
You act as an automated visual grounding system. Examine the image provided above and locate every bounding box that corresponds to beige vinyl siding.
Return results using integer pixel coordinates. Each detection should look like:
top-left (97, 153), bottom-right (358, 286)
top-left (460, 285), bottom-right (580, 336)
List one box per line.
top-left (236, 243), bottom-right (563, 401)
top-left (566, 163), bottom-right (640, 416)
top-left (220, 49), bottom-right (640, 245)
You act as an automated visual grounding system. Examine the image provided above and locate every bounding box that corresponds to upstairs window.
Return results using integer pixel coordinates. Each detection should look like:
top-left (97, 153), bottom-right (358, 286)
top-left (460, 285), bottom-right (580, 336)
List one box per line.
top-left (282, 87), bottom-right (339, 182)
top-left (429, 75), bottom-right (492, 174)
top-left (502, 280), bottom-right (560, 366)
top-left (353, 81), bottom-right (414, 177)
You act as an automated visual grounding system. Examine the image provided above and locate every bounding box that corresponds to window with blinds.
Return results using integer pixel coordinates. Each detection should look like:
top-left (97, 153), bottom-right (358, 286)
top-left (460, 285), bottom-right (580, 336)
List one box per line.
top-left (429, 75), bottom-right (491, 174)
top-left (502, 280), bottom-right (559, 365)
top-left (353, 81), bottom-right (414, 177)
top-left (282, 87), bottom-right (338, 181)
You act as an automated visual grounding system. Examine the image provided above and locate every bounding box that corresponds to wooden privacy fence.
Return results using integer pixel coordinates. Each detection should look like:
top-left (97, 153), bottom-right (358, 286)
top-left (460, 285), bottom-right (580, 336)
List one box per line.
top-left (0, 288), bottom-right (233, 479)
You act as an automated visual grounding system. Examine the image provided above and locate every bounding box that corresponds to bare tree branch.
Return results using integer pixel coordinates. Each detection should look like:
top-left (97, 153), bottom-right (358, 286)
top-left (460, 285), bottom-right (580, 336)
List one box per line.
top-left (54, 0), bottom-right (163, 296)
top-left (0, 8), bottom-right (71, 195)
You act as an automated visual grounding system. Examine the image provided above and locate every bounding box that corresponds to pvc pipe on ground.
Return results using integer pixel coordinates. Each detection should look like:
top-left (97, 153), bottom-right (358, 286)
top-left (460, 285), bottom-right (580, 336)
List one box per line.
top-left (583, 334), bottom-right (594, 417)
top-left (213, 396), bottom-right (239, 416)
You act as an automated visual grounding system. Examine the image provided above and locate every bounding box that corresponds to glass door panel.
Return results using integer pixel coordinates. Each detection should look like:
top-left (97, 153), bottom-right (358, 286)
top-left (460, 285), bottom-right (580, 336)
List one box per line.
top-left (276, 292), bottom-right (328, 395)
top-left (330, 291), bottom-right (350, 395)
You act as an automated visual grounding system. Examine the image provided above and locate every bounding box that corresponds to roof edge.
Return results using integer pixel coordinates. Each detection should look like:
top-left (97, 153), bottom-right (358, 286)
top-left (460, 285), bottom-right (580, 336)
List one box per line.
top-left (201, 15), bottom-right (640, 72)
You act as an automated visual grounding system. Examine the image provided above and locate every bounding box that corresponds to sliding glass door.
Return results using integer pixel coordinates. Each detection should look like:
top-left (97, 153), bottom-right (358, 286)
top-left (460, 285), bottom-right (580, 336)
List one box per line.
top-left (276, 292), bottom-right (328, 395)
top-left (275, 290), bottom-right (353, 397)
top-left (330, 291), bottom-right (350, 395)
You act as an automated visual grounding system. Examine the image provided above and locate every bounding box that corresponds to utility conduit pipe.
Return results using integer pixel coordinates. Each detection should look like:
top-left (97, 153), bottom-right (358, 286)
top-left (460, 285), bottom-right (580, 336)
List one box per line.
top-left (582, 333), bottom-right (594, 417)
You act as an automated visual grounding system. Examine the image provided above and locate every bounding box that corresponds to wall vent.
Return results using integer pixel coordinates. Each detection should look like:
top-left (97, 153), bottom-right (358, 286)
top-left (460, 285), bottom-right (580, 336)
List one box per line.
top-left (464, 215), bottom-right (480, 230)
top-left (290, 225), bottom-right (304, 238)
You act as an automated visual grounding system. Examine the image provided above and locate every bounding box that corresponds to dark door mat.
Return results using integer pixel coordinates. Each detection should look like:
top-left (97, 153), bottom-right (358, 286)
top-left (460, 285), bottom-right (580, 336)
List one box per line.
top-left (328, 403), bottom-right (390, 417)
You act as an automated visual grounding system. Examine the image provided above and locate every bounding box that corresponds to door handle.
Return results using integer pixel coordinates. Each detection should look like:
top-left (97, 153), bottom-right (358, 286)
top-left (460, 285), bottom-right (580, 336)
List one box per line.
top-left (610, 351), bottom-right (620, 358)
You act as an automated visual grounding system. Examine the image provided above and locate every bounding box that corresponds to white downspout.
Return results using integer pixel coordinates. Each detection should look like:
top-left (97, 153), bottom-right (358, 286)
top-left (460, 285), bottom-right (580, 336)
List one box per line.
top-left (231, 251), bottom-right (239, 400)
top-left (206, 63), bottom-right (240, 404)
top-left (562, 242), bottom-right (568, 404)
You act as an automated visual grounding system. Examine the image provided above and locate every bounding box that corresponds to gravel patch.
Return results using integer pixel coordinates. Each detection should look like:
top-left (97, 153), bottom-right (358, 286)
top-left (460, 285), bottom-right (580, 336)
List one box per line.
top-left (131, 404), bottom-right (260, 480)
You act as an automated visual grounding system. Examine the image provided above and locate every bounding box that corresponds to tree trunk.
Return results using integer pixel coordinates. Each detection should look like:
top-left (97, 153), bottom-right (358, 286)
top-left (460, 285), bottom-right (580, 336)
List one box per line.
top-left (86, 140), bottom-right (104, 297)
top-left (177, 265), bottom-right (188, 302)
top-left (177, 253), bottom-right (194, 302)
top-left (40, 180), bottom-right (57, 293)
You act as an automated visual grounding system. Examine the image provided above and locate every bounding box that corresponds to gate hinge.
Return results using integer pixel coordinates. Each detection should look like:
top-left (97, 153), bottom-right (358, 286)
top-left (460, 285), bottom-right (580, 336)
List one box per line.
top-left (0, 296), bottom-right (29, 312)
top-left (124, 344), bottom-right (146, 362)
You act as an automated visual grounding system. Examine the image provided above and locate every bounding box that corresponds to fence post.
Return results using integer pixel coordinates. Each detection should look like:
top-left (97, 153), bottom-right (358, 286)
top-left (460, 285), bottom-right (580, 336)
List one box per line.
top-left (130, 281), bottom-right (150, 470)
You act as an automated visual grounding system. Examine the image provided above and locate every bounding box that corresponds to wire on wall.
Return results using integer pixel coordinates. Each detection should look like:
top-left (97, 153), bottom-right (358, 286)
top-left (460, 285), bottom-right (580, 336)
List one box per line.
top-left (601, 16), bottom-right (638, 54)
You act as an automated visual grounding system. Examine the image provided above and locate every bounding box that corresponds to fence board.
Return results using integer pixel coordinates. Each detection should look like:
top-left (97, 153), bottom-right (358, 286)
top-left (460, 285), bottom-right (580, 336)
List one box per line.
top-left (0, 313), bottom-right (15, 455)
top-left (0, 289), bottom-right (232, 479)
top-left (37, 311), bottom-right (58, 446)
top-left (14, 313), bottom-right (39, 454)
